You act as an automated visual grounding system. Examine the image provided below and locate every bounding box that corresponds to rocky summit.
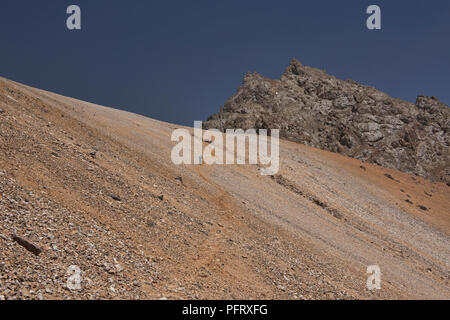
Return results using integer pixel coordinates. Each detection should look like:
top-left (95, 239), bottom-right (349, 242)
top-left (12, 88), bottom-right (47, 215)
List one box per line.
top-left (204, 59), bottom-right (449, 183)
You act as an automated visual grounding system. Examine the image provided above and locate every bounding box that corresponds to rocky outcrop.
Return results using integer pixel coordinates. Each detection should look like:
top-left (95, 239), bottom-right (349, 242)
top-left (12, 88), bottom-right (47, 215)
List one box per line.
top-left (204, 59), bottom-right (449, 183)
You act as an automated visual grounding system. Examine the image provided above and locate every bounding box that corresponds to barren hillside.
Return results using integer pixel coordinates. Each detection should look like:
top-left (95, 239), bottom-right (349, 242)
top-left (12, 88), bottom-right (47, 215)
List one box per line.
top-left (0, 77), bottom-right (449, 300)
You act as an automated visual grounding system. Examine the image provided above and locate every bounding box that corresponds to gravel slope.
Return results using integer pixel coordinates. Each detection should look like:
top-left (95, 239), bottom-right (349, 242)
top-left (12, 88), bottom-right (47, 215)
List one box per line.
top-left (0, 77), bottom-right (449, 300)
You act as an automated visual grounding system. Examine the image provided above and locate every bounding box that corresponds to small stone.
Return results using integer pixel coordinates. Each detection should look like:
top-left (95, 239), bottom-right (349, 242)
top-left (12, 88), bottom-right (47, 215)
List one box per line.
top-left (384, 173), bottom-right (395, 181)
top-left (11, 234), bottom-right (41, 256)
top-left (103, 262), bottom-right (115, 274)
top-left (109, 194), bottom-right (121, 201)
top-left (113, 258), bottom-right (123, 272)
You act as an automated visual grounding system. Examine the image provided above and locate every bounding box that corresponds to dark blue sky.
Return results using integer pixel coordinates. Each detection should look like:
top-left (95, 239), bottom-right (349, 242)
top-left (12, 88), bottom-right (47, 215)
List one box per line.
top-left (1, 0), bottom-right (449, 125)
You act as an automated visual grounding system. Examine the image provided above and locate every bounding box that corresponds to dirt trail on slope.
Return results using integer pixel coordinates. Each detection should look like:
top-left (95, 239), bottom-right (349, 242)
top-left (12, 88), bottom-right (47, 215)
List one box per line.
top-left (0, 77), bottom-right (449, 299)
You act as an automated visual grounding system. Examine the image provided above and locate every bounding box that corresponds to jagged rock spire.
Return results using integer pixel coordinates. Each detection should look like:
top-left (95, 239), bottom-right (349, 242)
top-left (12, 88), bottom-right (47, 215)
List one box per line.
top-left (204, 59), bottom-right (450, 183)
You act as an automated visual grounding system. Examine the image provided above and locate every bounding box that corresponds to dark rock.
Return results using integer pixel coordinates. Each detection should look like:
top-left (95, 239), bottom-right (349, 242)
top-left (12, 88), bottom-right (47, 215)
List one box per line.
top-left (11, 234), bottom-right (41, 256)
top-left (89, 151), bottom-right (97, 159)
top-left (109, 193), bottom-right (121, 201)
top-left (175, 176), bottom-right (183, 183)
top-left (418, 205), bottom-right (428, 211)
top-left (384, 173), bottom-right (396, 181)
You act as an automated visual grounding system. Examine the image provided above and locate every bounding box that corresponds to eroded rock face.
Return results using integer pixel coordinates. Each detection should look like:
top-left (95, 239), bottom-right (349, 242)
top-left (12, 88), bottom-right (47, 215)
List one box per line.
top-left (204, 59), bottom-right (449, 183)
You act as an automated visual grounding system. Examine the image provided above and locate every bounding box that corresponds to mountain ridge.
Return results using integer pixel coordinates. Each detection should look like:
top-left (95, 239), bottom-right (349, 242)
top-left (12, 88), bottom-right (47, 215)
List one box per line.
top-left (204, 59), bottom-right (449, 183)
